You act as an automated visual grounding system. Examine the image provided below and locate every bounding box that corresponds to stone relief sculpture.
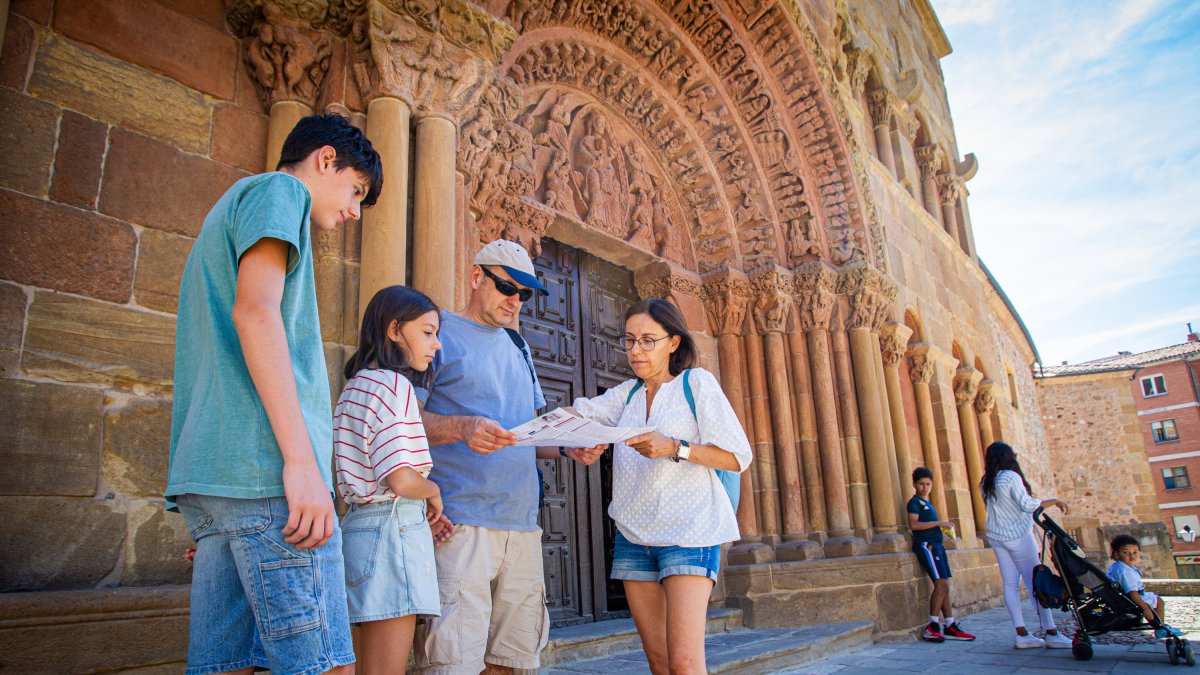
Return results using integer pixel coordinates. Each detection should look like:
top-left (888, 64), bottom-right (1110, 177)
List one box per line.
top-left (243, 4), bottom-right (333, 108)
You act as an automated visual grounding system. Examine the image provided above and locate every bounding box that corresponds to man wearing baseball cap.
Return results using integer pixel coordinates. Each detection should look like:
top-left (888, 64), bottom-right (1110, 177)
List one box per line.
top-left (413, 240), bottom-right (602, 675)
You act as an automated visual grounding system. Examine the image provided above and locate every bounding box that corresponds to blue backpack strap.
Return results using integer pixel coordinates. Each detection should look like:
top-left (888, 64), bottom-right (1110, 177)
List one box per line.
top-left (625, 379), bottom-right (644, 405)
top-left (682, 369), bottom-right (696, 417)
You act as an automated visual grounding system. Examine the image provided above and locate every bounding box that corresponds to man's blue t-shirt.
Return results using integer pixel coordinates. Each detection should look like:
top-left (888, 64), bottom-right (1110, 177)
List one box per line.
top-left (908, 495), bottom-right (943, 545)
top-left (416, 311), bottom-right (546, 531)
top-left (165, 173), bottom-right (332, 509)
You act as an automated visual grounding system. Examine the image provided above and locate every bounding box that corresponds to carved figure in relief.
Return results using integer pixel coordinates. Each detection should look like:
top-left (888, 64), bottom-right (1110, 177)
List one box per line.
top-left (641, 102), bottom-right (666, 131)
top-left (831, 227), bottom-right (866, 265)
top-left (629, 16), bottom-right (650, 54)
top-left (247, 4), bottom-right (333, 107)
top-left (660, 56), bottom-right (690, 89)
top-left (543, 150), bottom-right (574, 214)
top-left (651, 181), bottom-right (671, 256)
top-left (583, 55), bottom-right (609, 89)
top-left (716, 44), bottom-right (746, 75)
top-left (682, 84), bottom-right (714, 118)
top-left (625, 142), bottom-right (653, 197)
top-left (576, 114), bottom-right (625, 234)
top-left (651, 38), bottom-right (678, 74)
top-left (701, 104), bottom-right (727, 132)
top-left (460, 115), bottom-right (497, 178)
top-left (538, 94), bottom-right (572, 152)
top-left (630, 90), bottom-right (654, 120)
top-left (599, 64), bottom-right (626, 99)
top-left (671, 149), bottom-right (704, 183)
top-left (626, 189), bottom-right (652, 243)
top-left (616, 77), bottom-right (640, 110)
top-left (786, 213), bottom-right (821, 262)
top-left (643, 27), bottom-right (665, 61)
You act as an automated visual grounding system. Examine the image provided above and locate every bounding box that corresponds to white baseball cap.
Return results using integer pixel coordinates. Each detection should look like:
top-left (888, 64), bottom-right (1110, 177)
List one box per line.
top-left (473, 239), bottom-right (548, 295)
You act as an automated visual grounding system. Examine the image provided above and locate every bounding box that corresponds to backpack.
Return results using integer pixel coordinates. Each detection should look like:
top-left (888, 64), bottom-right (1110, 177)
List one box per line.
top-left (1032, 532), bottom-right (1067, 609)
top-left (625, 370), bottom-right (742, 512)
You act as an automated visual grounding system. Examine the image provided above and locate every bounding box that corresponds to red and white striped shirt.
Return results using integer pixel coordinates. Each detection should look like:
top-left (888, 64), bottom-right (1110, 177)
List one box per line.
top-left (334, 369), bottom-right (432, 505)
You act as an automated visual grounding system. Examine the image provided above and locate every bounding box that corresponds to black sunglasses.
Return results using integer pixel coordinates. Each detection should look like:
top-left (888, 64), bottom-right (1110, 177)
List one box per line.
top-left (481, 266), bottom-right (534, 302)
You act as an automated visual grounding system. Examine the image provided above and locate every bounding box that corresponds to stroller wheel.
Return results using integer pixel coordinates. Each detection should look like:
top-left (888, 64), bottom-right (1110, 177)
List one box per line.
top-left (1073, 641), bottom-right (1093, 661)
top-left (1184, 640), bottom-right (1195, 667)
top-left (1168, 639), bottom-right (1179, 665)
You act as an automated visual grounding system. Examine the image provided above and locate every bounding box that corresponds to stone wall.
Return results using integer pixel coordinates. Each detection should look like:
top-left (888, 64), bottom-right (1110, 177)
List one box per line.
top-left (1037, 371), bottom-right (1162, 527)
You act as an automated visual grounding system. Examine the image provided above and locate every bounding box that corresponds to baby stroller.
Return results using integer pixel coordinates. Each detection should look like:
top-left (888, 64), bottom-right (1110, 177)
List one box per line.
top-left (1034, 507), bottom-right (1193, 664)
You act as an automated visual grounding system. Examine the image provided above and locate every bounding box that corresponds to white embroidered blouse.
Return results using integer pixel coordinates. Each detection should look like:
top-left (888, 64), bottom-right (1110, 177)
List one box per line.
top-left (571, 368), bottom-right (752, 548)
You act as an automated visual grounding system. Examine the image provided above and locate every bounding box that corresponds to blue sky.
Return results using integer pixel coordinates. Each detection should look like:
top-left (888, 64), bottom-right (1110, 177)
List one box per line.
top-left (932, 0), bottom-right (1200, 365)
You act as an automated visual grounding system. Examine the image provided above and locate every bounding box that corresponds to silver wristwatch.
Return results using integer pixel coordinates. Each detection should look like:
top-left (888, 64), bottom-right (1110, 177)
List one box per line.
top-left (674, 439), bottom-right (691, 462)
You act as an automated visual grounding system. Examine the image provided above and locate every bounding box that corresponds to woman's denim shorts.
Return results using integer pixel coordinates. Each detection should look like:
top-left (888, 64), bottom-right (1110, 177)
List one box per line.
top-left (610, 529), bottom-right (720, 583)
top-left (342, 498), bottom-right (441, 623)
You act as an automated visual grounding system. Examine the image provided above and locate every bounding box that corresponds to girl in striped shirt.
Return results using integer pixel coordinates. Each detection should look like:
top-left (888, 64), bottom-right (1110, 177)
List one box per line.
top-left (980, 441), bottom-right (1071, 650)
top-left (335, 285), bottom-right (446, 675)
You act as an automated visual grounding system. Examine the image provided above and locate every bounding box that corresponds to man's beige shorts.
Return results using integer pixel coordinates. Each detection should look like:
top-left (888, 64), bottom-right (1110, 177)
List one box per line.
top-left (414, 525), bottom-right (550, 674)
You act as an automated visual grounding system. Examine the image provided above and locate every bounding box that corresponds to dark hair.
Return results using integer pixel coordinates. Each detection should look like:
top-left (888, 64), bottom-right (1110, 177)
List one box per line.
top-left (277, 114), bottom-right (383, 208)
top-left (1110, 534), bottom-right (1140, 557)
top-left (980, 441), bottom-right (1033, 503)
top-left (624, 298), bottom-right (697, 376)
top-left (912, 467), bottom-right (934, 482)
top-left (344, 285), bottom-right (439, 387)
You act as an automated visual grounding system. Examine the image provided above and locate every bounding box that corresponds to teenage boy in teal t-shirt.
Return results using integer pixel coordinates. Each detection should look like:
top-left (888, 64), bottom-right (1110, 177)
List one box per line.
top-left (909, 466), bottom-right (976, 643)
top-left (165, 114), bottom-right (381, 675)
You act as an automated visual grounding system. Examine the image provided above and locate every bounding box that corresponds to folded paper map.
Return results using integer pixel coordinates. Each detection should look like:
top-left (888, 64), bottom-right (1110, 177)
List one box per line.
top-left (508, 408), bottom-right (654, 448)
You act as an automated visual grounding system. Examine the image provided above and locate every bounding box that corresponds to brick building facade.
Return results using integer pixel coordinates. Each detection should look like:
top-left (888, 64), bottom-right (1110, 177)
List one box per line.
top-left (0, 0), bottom-right (1049, 670)
top-left (1038, 335), bottom-right (1200, 577)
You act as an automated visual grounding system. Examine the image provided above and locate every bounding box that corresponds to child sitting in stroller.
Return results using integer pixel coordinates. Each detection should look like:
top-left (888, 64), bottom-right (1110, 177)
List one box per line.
top-left (1107, 534), bottom-right (1179, 638)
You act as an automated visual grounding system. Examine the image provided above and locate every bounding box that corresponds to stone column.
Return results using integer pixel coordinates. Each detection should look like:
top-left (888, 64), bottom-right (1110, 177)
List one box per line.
top-left (743, 330), bottom-right (781, 541)
top-left (831, 321), bottom-right (870, 534)
top-left (907, 345), bottom-right (948, 520)
top-left (916, 144), bottom-right (944, 225)
top-left (975, 380), bottom-right (998, 450)
top-left (265, 102), bottom-right (312, 171)
top-left (796, 263), bottom-right (865, 557)
top-left (838, 263), bottom-right (904, 552)
top-left (413, 115), bottom-right (457, 310)
top-left (867, 90), bottom-right (897, 177)
top-left (703, 269), bottom-right (772, 563)
top-left (751, 267), bottom-right (819, 560)
top-left (360, 97), bottom-right (412, 316)
top-left (936, 174), bottom-right (962, 247)
top-left (881, 322), bottom-right (915, 504)
top-left (788, 330), bottom-right (826, 539)
top-left (954, 366), bottom-right (986, 534)
top-left (871, 326), bottom-right (904, 521)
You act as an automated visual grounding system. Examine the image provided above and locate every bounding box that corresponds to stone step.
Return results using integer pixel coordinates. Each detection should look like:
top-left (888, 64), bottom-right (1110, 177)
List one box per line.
top-left (540, 620), bottom-right (874, 674)
top-left (540, 607), bottom-right (743, 668)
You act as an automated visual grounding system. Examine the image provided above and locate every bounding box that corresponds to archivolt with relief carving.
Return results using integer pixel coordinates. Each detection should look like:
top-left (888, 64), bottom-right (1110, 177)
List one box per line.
top-left (470, 0), bottom-right (873, 277)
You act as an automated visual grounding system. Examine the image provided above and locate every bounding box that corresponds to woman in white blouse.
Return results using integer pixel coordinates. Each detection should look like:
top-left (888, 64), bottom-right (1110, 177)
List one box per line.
top-left (980, 441), bottom-right (1071, 650)
top-left (571, 298), bottom-right (752, 675)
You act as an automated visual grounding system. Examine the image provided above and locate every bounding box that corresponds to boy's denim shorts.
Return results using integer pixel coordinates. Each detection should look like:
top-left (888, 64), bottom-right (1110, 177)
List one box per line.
top-left (342, 498), bottom-right (440, 623)
top-left (610, 529), bottom-right (720, 583)
top-left (175, 493), bottom-right (354, 675)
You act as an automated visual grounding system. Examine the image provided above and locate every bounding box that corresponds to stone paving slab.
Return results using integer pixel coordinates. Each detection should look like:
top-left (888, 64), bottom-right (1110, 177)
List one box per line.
top-left (782, 598), bottom-right (1200, 674)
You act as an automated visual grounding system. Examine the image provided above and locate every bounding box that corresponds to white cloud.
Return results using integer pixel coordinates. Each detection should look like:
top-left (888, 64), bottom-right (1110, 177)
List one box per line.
top-left (934, 0), bottom-right (1000, 27)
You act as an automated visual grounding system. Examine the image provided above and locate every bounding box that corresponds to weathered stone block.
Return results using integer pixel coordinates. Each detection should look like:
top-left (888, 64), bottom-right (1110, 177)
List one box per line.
top-left (0, 14), bottom-right (36, 90)
top-left (23, 291), bottom-right (175, 391)
top-left (100, 127), bottom-right (245, 237)
top-left (315, 255), bottom-right (346, 343)
top-left (0, 378), bottom-right (104, 496)
top-left (736, 585), bottom-right (878, 628)
top-left (122, 499), bottom-right (192, 586)
top-left (0, 496), bottom-right (125, 592)
top-left (0, 283), bottom-right (27, 378)
top-left (50, 110), bottom-right (108, 209)
top-left (28, 30), bottom-right (213, 154)
top-left (55, 0), bottom-right (238, 100)
top-left (212, 103), bottom-right (268, 173)
top-left (0, 190), bottom-right (137, 303)
top-left (0, 87), bottom-right (57, 197)
top-left (133, 228), bottom-right (194, 313)
top-left (12, 0), bottom-right (52, 24)
top-left (0, 585), bottom-right (189, 672)
top-left (102, 396), bottom-right (171, 497)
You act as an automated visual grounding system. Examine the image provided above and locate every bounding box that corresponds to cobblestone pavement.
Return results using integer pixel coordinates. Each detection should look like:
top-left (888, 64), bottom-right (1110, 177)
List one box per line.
top-left (783, 597), bottom-right (1200, 674)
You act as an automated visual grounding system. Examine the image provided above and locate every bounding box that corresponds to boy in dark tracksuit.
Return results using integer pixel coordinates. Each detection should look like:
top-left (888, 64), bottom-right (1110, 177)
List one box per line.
top-left (909, 467), bottom-right (975, 643)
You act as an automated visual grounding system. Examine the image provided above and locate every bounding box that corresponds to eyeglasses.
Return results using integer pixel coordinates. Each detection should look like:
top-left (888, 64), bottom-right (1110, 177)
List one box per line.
top-left (481, 266), bottom-right (534, 302)
top-left (620, 335), bottom-right (672, 352)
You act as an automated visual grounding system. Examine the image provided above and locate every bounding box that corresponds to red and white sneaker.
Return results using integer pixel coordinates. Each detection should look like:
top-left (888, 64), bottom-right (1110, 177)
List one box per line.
top-left (921, 622), bottom-right (946, 643)
top-left (943, 622), bottom-right (976, 641)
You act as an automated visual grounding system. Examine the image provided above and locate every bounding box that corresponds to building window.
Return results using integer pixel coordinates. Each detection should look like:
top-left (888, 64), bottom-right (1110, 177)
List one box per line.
top-left (1163, 466), bottom-right (1191, 490)
top-left (1153, 419), bottom-right (1180, 443)
top-left (1142, 374), bottom-right (1167, 397)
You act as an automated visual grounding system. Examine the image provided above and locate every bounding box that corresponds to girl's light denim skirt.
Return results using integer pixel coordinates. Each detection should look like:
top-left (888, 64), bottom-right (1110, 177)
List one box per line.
top-left (341, 497), bottom-right (441, 623)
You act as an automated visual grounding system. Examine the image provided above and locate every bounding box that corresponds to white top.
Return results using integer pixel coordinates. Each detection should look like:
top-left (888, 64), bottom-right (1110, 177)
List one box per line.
top-left (983, 470), bottom-right (1043, 542)
top-left (571, 368), bottom-right (752, 547)
top-left (334, 369), bottom-right (432, 505)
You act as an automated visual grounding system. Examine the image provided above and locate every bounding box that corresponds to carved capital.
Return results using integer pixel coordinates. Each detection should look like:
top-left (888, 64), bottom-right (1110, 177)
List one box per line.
top-left (899, 109), bottom-right (920, 143)
top-left (846, 48), bottom-right (869, 91)
top-left (867, 89), bottom-right (893, 127)
top-left (836, 262), bottom-right (892, 332)
top-left (880, 322), bottom-right (913, 369)
top-left (701, 267), bottom-right (752, 337)
top-left (953, 367), bottom-right (983, 408)
top-left (916, 144), bottom-right (945, 179)
top-left (635, 261), bottom-right (703, 305)
top-left (793, 261), bottom-right (837, 333)
top-left (974, 380), bottom-right (997, 415)
top-left (749, 265), bottom-right (793, 334)
top-left (908, 345), bottom-right (935, 384)
top-left (233, 2), bottom-right (336, 109)
top-left (935, 173), bottom-right (961, 205)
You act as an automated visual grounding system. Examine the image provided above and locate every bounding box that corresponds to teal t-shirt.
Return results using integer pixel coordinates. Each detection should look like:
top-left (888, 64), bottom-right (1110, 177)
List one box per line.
top-left (165, 172), bottom-right (332, 509)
